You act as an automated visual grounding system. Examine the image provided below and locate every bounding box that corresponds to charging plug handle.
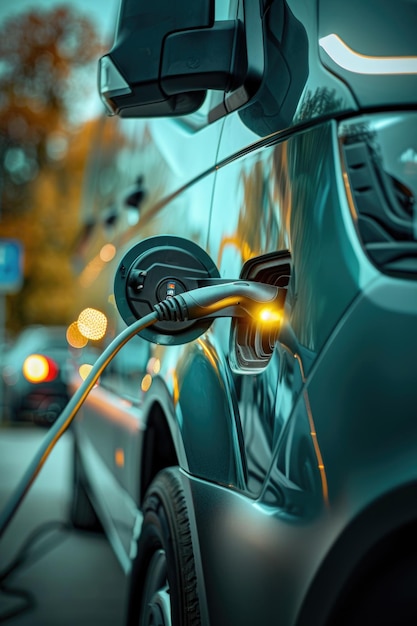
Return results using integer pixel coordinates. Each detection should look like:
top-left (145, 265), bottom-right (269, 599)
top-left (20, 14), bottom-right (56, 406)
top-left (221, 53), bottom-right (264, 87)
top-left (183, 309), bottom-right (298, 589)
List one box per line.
top-left (155, 280), bottom-right (281, 321)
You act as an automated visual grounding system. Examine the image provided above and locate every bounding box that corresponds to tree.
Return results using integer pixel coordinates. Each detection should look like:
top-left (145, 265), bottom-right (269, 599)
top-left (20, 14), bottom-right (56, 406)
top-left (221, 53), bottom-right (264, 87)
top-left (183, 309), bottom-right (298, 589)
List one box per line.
top-left (0, 6), bottom-right (103, 333)
top-left (0, 6), bottom-right (101, 213)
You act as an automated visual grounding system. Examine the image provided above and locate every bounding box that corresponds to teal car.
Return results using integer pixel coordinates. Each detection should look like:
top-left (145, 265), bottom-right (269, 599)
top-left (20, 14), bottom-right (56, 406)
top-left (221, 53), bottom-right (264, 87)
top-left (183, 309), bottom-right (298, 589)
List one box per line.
top-left (70, 1), bottom-right (417, 624)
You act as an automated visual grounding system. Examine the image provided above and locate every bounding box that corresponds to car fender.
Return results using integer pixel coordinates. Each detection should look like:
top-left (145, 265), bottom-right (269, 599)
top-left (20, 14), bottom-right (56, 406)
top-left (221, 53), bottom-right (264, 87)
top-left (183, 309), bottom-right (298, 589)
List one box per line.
top-left (140, 335), bottom-right (244, 492)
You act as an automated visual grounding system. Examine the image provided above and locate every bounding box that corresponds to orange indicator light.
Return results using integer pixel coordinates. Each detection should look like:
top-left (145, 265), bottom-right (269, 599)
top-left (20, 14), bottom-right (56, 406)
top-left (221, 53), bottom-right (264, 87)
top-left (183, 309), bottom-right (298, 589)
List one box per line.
top-left (115, 448), bottom-right (125, 468)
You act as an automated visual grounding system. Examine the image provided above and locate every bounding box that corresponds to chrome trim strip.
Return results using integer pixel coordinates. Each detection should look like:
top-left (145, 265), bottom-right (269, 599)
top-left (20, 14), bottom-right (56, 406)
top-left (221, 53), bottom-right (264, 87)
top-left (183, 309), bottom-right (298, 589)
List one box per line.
top-left (319, 33), bottom-right (417, 75)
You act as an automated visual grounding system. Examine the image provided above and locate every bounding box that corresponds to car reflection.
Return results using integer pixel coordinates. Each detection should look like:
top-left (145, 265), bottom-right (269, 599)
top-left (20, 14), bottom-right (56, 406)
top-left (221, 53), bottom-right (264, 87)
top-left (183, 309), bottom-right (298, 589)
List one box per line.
top-left (1, 325), bottom-right (73, 426)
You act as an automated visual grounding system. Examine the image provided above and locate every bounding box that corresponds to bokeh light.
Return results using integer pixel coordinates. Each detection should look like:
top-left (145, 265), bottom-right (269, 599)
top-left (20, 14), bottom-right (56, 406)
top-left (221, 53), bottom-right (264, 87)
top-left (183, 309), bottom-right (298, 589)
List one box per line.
top-left (141, 373), bottom-right (152, 392)
top-left (79, 363), bottom-right (94, 381)
top-left (66, 321), bottom-right (89, 348)
top-left (99, 243), bottom-right (116, 262)
top-left (77, 308), bottom-right (108, 341)
top-left (147, 357), bottom-right (161, 375)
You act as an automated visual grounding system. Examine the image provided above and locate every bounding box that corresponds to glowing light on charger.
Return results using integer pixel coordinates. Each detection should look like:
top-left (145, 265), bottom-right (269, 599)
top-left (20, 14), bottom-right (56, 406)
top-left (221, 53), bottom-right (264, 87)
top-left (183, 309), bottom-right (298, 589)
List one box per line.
top-left (258, 308), bottom-right (282, 324)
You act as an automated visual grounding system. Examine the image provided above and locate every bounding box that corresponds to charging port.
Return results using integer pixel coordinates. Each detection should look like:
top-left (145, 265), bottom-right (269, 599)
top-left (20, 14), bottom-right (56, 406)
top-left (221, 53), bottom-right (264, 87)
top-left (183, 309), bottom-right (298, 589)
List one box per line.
top-left (230, 250), bottom-right (291, 372)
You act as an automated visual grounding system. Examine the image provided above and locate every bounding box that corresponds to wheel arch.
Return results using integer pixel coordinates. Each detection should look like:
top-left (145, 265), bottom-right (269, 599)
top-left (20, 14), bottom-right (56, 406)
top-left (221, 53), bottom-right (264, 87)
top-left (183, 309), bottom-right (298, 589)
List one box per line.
top-left (139, 338), bottom-right (245, 502)
top-left (140, 401), bottom-right (179, 505)
top-left (324, 519), bottom-right (417, 626)
top-left (296, 482), bottom-right (417, 626)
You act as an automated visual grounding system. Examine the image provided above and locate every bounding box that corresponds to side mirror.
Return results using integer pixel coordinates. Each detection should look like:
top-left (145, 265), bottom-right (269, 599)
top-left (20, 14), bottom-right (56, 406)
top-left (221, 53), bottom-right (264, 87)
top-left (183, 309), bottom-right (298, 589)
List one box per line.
top-left (99, 0), bottom-right (264, 119)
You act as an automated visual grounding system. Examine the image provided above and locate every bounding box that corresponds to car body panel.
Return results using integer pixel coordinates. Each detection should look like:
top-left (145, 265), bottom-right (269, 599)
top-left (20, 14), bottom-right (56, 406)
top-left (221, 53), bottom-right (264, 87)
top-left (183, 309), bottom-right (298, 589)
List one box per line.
top-left (71, 0), bottom-right (417, 622)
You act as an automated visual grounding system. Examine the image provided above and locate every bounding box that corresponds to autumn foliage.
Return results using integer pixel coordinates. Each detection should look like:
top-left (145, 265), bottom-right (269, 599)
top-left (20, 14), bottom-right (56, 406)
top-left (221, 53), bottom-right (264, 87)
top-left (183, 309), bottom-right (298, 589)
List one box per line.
top-left (0, 6), bottom-right (103, 333)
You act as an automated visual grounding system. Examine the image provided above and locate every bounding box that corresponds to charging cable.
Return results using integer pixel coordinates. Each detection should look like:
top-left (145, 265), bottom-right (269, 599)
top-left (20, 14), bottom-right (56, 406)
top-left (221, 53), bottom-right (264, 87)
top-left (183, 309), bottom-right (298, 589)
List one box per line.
top-left (0, 280), bottom-right (281, 539)
top-left (0, 311), bottom-right (158, 540)
top-left (0, 520), bottom-right (71, 622)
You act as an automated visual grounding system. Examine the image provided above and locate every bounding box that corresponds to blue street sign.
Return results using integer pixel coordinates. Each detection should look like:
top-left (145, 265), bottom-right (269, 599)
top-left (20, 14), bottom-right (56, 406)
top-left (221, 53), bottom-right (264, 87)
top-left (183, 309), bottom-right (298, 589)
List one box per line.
top-left (0, 239), bottom-right (23, 293)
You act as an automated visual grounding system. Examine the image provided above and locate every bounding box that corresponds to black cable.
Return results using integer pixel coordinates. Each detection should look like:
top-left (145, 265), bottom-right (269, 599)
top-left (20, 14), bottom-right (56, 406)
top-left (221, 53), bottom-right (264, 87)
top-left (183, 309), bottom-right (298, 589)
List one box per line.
top-left (0, 520), bottom-right (72, 623)
top-left (0, 520), bottom-right (71, 582)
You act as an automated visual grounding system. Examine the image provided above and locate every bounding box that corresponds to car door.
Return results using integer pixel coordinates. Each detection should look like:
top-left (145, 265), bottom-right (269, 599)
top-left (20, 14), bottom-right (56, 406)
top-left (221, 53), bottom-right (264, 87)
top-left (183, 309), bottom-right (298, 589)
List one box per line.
top-left (207, 118), bottom-right (292, 497)
top-left (208, 102), bottom-right (365, 506)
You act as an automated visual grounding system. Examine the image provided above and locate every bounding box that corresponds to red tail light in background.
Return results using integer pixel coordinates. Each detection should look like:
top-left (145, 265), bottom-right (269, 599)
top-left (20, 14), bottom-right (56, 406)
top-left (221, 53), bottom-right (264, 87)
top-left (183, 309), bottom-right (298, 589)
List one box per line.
top-left (22, 354), bottom-right (59, 383)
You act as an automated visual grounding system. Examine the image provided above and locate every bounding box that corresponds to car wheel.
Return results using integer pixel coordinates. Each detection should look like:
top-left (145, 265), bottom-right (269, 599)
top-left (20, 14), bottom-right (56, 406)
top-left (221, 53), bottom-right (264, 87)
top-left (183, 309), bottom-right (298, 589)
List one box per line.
top-left (127, 467), bottom-right (201, 626)
top-left (70, 438), bottom-right (102, 532)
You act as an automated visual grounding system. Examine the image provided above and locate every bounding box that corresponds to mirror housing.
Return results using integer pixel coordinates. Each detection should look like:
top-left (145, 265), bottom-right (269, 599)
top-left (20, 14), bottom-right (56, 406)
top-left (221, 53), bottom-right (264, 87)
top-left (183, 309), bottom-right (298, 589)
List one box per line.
top-left (99, 0), bottom-right (264, 118)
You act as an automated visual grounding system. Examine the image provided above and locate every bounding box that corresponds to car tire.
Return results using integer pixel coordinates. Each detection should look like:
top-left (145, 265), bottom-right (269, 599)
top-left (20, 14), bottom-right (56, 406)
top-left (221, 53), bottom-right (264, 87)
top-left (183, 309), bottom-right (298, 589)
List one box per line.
top-left (70, 438), bottom-right (102, 532)
top-left (126, 467), bottom-right (201, 626)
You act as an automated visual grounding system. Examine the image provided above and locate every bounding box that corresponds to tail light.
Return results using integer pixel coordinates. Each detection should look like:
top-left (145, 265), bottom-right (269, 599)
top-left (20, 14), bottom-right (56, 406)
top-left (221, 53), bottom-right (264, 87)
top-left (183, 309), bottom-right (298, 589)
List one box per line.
top-left (22, 354), bottom-right (59, 383)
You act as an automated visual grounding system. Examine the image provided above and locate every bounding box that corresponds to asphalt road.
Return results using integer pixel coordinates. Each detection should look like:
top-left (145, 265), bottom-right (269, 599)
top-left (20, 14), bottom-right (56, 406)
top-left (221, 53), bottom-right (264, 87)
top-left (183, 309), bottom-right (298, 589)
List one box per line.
top-left (0, 425), bottom-right (128, 626)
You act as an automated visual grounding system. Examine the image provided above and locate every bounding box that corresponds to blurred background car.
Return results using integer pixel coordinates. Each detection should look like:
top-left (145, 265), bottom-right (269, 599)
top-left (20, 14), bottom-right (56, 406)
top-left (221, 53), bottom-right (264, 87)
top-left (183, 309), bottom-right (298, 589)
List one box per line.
top-left (1, 325), bottom-right (73, 426)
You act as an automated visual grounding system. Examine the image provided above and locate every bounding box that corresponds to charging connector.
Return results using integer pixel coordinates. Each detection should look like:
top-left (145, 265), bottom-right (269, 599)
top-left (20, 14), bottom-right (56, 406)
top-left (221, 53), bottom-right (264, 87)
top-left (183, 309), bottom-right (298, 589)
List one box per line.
top-left (155, 280), bottom-right (281, 322)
